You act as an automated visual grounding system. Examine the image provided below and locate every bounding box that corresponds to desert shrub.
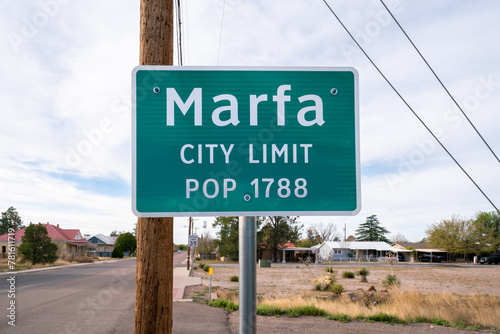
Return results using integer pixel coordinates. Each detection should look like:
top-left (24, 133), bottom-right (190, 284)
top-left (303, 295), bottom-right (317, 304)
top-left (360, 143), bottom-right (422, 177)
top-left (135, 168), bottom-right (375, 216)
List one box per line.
top-left (312, 275), bottom-right (336, 291)
top-left (256, 304), bottom-right (282, 316)
top-left (356, 267), bottom-right (369, 282)
top-left (432, 318), bottom-right (451, 327)
top-left (285, 305), bottom-right (326, 317)
top-left (207, 298), bottom-right (238, 311)
top-left (73, 255), bottom-right (94, 263)
top-left (230, 275), bottom-right (239, 282)
top-left (342, 271), bottom-right (355, 279)
top-left (216, 289), bottom-right (238, 303)
top-left (382, 274), bottom-right (400, 288)
top-left (64, 254), bottom-right (94, 263)
top-left (356, 267), bottom-right (369, 277)
top-left (451, 319), bottom-right (467, 330)
top-left (325, 267), bottom-right (335, 274)
top-left (203, 265), bottom-right (210, 272)
top-left (198, 263), bottom-right (206, 270)
top-left (329, 283), bottom-right (345, 295)
top-left (111, 245), bottom-right (124, 259)
top-left (327, 313), bottom-right (351, 323)
top-left (367, 312), bottom-right (405, 325)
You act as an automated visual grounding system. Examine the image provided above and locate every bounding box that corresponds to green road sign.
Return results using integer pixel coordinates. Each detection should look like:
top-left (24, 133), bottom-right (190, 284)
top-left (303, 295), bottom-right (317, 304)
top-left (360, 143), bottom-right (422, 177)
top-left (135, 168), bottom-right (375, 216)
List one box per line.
top-left (132, 66), bottom-right (360, 217)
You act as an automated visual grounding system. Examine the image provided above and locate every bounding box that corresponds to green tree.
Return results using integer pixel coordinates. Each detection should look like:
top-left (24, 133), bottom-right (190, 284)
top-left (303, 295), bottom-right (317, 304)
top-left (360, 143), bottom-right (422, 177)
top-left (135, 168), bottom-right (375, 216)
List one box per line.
top-left (470, 211), bottom-right (500, 255)
top-left (213, 217), bottom-right (239, 260)
top-left (0, 206), bottom-right (25, 235)
top-left (115, 232), bottom-right (137, 255)
top-left (259, 216), bottom-right (303, 262)
top-left (111, 244), bottom-right (124, 258)
top-left (355, 215), bottom-right (390, 242)
top-left (18, 223), bottom-right (58, 265)
top-left (425, 214), bottom-right (472, 255)
top-left (295, 238), bottom-right (314, 248)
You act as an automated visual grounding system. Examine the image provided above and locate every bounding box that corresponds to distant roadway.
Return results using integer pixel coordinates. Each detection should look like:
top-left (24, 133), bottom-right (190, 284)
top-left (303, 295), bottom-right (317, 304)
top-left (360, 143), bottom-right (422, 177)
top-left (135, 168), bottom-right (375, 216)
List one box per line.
top-left (0, 251), bottom-right (190, 334)
top-left (0, 258), bottom-right (137, 333)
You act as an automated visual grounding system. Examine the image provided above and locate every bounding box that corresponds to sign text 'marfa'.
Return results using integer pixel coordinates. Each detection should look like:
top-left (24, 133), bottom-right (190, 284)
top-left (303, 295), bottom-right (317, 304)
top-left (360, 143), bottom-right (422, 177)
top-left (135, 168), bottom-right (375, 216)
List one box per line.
top-left (166, 85), bottom-right (325, 127)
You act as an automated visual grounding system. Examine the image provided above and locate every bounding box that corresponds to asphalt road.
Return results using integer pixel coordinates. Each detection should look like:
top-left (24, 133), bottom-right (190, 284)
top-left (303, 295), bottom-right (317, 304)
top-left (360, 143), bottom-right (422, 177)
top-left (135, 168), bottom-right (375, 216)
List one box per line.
top-left (0, 252), bottom-right (230, 334)
top-left (0, 259), bottom-right (137, 334)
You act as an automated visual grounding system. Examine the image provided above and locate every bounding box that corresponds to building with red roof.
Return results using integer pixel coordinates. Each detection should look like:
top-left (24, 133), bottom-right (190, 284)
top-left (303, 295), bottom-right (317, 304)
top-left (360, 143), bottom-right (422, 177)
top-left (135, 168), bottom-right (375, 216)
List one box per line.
top-left (0, 222), bottom-right (96, 258)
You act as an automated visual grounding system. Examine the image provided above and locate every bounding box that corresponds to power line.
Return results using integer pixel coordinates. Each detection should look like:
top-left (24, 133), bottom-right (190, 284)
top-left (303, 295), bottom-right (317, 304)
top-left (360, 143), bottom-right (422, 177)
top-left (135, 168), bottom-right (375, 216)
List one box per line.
top-left (321, 0), bottom-right (500, 214)
top-left (380, 0), bottom-right (500, 165)
top-left (217, 0), bottom-right (226, 65)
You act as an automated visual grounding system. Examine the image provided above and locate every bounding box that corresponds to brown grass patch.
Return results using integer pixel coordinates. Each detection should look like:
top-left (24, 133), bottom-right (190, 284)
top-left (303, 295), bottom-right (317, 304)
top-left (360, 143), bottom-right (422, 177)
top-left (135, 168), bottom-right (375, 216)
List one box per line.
top-left (259, 289), bottom-right (500, 328)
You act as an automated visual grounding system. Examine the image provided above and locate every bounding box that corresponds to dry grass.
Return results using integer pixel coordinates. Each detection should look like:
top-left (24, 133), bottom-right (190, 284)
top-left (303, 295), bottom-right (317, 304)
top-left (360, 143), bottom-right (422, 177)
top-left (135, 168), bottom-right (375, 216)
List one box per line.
top-left (216, 288), bottom-right (239, 303)
top-left (195, 263), bottom-right (500, 328)
top-left (258, 289), bottom-right (500, 328)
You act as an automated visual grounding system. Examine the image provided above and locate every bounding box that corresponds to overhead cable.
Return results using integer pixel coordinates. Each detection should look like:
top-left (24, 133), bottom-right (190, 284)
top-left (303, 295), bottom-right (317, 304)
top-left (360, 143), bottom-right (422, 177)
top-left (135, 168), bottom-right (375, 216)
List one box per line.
top-left (321, 0), bottom-right (500, 213)
top-left (380, 0), bottom-right (500, 164)
top-left (217, 0), bottom-right (226, 65)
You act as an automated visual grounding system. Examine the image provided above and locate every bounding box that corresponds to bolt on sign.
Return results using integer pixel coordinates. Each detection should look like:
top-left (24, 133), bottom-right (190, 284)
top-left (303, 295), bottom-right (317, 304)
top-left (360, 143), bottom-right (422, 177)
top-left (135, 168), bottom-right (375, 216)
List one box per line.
top-left (132, 66), bottom-right (360, 217)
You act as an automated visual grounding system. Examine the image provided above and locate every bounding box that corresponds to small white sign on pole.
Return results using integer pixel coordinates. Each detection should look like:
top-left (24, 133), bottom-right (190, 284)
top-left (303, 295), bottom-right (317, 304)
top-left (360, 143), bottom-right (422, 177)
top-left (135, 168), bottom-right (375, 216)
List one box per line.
top-left (188, 235), bottom-right (198, 248)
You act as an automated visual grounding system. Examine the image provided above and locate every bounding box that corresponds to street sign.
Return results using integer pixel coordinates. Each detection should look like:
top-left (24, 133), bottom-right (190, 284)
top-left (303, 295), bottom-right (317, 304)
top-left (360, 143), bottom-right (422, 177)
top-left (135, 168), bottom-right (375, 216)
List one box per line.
top-left (188, 235), bottom-right (198, 248)
top-left (132, 66), bottom-right (360, 217)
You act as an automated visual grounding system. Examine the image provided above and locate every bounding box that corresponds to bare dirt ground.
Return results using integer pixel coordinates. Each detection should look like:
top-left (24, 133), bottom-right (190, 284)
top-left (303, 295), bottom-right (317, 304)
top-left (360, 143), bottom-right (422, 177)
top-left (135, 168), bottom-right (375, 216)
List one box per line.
top-left (188, 262), bottom-right (500, 298)
top-left (184, 262), bottom-right (500, 333)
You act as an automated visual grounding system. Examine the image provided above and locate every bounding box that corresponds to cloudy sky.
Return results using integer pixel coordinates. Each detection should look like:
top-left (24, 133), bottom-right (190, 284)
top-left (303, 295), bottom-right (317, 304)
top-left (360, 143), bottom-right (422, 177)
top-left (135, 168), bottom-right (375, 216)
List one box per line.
top-left (1, 0), bottom-right (499, 244)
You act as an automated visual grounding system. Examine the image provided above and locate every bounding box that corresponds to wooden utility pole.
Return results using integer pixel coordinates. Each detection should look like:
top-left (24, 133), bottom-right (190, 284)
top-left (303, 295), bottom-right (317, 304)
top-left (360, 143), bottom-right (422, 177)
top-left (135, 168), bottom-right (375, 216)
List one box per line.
top-left (134, 1), bottom-right (174, 333)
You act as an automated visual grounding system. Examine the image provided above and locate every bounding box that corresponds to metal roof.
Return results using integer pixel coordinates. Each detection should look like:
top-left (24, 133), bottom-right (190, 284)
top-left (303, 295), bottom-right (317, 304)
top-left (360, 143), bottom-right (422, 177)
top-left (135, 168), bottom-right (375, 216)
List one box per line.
top-left (87, 233), bottom-right (116, 245)
top-left (320, 241), bottom-right (412, 252)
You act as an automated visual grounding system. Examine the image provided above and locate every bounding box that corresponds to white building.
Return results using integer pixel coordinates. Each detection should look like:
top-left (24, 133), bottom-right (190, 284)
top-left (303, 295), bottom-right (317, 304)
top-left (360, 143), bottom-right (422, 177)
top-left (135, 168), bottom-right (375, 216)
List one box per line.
top-left (318, 241), bottom-right (411, 262)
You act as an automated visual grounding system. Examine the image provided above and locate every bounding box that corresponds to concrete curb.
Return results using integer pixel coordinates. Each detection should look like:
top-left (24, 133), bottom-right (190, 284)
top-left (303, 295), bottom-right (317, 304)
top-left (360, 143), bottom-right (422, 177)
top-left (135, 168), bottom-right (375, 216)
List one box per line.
top-left (173, 266), bottom-right (202, 301)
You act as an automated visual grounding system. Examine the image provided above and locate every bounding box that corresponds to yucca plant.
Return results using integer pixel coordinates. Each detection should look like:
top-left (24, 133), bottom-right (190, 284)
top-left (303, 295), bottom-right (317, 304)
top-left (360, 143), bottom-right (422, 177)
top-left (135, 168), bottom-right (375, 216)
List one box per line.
top-left (356, 267), bottom-right (369, 282)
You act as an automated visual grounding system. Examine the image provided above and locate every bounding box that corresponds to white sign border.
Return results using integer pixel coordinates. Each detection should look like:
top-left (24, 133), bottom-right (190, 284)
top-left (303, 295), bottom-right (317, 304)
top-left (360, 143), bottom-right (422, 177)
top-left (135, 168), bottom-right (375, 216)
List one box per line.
top-left (132, 66), bottom-right (361, 217)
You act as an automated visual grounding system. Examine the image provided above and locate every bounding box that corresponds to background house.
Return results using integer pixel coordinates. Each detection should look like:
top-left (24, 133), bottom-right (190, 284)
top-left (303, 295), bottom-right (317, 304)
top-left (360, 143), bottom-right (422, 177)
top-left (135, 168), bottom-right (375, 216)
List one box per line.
top-left (0, 223), bottom-right (95, 258)
top-left (258, 242), bottom-right (318, 263)
top-left (318, 241), bottom-right (411, 262)
top-left (392, 242), bottom-right (448, 262)
top-left (87, 234), bottom-right (116, 257)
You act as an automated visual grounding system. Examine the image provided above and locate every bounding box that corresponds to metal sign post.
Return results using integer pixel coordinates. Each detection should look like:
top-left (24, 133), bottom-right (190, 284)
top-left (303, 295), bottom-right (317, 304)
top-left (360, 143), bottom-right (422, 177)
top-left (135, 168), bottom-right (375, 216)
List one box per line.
top-left (209, 267), bottom-right (213, 302)
top-left (239, 216), bottom-right (256, 334)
